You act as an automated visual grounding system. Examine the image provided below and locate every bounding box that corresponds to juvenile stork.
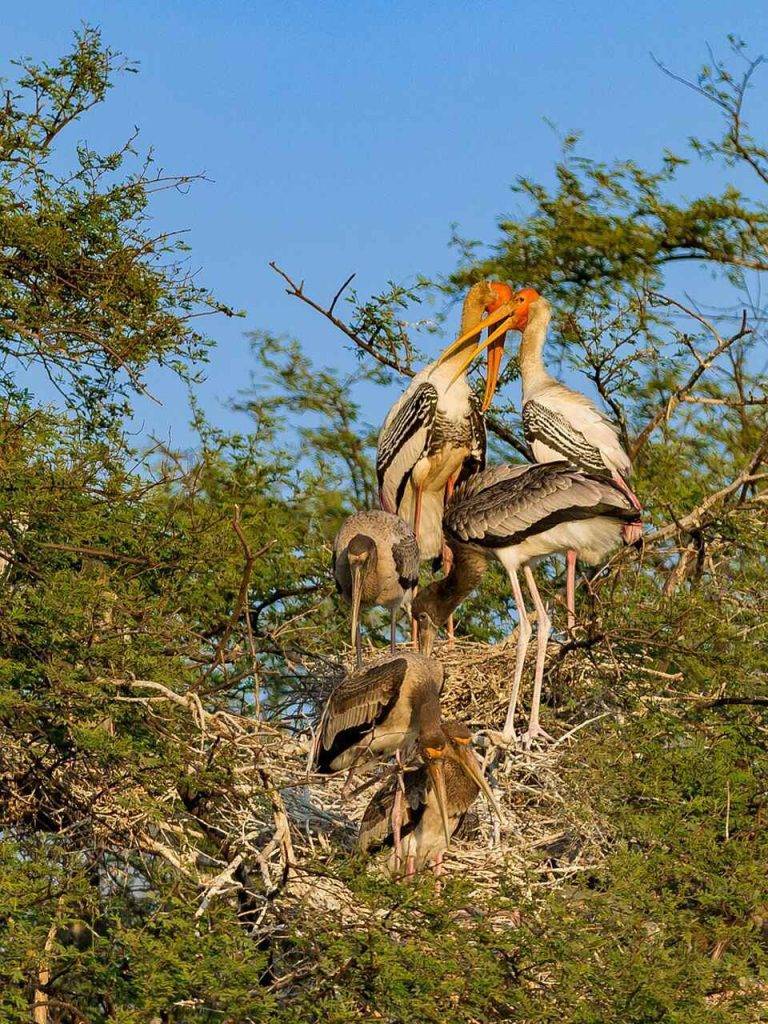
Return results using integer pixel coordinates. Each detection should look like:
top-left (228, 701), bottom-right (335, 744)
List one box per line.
top-left (310, 652), bottom-right (453, 855)
top-left (376, 281), bottom-right (513, 564)
top-left (413, 463), bottom-right (637, 746)
top-left (358, 720), bottom-right (501, 878)
top-left (332, 510), bottom-right (419, 667)
top-left (448, 287), bottom-right (642, 627)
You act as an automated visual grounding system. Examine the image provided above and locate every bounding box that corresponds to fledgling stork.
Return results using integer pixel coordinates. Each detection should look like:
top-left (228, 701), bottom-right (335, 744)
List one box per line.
top-left (332, 510), bottom-right (420, 667)
top-left (448, 287), bottom-right (642, 628)
top-left (376, 281), bottom-right (513, 564)
top-left (358, 720), bottom-right (501, 879)
top-left (310, 652), bottom-right (453, 857)
top-left (413, 463), bottom-right (638, 747)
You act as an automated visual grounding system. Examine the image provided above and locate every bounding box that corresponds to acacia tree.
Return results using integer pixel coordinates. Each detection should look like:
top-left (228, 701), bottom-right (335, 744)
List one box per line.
top-left (1, 29), bottom-right (767, 1024)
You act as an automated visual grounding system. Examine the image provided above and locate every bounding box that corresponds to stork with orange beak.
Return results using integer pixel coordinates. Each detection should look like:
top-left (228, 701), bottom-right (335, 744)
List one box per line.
top-left (448, 287), bottom-right (642, 628)
top-left (376, 281), bottom-right (513, 567)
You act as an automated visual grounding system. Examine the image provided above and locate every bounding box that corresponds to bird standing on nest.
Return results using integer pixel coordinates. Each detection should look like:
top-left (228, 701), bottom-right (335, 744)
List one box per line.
top-left (376, 281), bottom-right (513, 633)
top-left (448, 287), bottom-right (642, 628)
top-left (413, 462), bottom-right (638, 747)
top-left (332, 510), bottom-right (419, 667)
top-left (358, 720), bottom-right (500, 878)
top-left (310, 652), bottom-right (452, 860)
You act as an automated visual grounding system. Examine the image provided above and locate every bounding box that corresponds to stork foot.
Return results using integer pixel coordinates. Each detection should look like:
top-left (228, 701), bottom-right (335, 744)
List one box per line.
top-left (520, 723), bottom-right (555, 750)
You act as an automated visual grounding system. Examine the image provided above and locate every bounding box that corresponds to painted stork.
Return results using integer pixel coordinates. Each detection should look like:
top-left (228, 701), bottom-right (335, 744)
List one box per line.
top-left (413, 462), bottom-right (638, 746)
top-left (358, 720), bottom-right (501, 878)
top-left (332, 510), bottom-right (420, 667)
top-left (376, 280), bottom-right (513, 564)
top-left (310, 651), bottom-right (453, 854)
top-left (447, 287), bottom-right (642, 628)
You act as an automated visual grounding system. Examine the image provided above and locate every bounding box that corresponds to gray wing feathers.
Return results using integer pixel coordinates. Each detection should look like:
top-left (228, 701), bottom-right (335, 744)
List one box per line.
top-left (446, 463), bottom-right (633, 543)
top-left (320, 657), bottom-right (408, 750)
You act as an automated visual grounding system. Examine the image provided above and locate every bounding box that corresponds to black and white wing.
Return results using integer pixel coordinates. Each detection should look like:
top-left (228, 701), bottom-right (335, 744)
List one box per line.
top-left (445, 463), bottom-right (636, 549)
top-left (454, 391), bottom-right (487, 489)
top-left (522, 382), bottom-right (631, 478)
top-left (377, 381), bottom-right (438, 513)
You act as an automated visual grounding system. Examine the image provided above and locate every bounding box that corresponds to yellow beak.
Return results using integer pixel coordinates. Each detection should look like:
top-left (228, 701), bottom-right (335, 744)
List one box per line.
top-left (455, 744), bottom-right (503, 819)
top-left (427, 760), bottom-right (453, 846)
top-left (436, 302), bottom-right (514, 366)
top-left (447, 316), bottom-right (514, 391)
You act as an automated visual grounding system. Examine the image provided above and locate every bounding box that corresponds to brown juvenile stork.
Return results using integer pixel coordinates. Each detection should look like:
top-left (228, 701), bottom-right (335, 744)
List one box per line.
top-left (358, 720), bottom-right (501, 878)
top-left (447, 287), bottom-right (642, 628)
top-left (413, 463), bottom-right (637, 747)
top-left (376, 281), bottom-right (513, 565)
top-left (310, 652), bottom-right (453, 857)
top-left (333, 510), bottom-right (420, 667)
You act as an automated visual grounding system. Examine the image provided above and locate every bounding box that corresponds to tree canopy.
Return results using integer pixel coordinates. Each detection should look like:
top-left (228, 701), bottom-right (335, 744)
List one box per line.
top-left (0, 28), bottom-right (766, 1024)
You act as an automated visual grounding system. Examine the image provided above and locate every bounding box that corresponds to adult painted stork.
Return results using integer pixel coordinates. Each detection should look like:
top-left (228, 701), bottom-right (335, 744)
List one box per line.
top-left (447, 287), bottom-right (642, 628)
top-left (332, 510), bottom-right (420, 667)
top-left (310, 651), bottom-right (452, 854)
top-left (358, 720), bottom-right (501, 878)
top-left (412, 463), bottom-right (637, 746)
top-left (376, 280), bottom-right (513, 564)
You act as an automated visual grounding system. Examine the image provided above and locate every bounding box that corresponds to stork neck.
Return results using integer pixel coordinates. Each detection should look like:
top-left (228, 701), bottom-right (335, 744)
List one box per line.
top-left (415, 684), bottom-right (444, 743)
top-left (519, 307), bottom-right (553, 397)
top-left (413, 544), bottom-right (488, 627)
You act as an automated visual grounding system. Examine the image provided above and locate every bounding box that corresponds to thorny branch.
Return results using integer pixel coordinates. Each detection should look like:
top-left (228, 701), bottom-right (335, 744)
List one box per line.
top-left (631, 295), bottom-right (752, 458)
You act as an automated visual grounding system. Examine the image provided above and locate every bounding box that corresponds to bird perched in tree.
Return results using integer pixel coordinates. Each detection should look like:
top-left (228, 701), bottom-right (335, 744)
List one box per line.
top-left (332, 510), bottom-right (419, 667)
top-left (376, 281), bottom-right (513, 564)
top-left (447, 287), bottom-right (642, 628)
top-left (310, 651), bottom-right (452, 857)
top-left (413, 462), bottom-right (637, 746)
top-left (358, 720), bottom-right (500, 878)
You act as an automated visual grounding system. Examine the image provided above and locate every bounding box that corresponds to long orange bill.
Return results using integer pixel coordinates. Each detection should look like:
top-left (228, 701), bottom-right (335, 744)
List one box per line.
top-left (436, 302), bottom-right (514, 365)
top-left (448, 317), bottom-right (512, 389)
top-left (481, 330), bottom-right (507, 412)
top-left (427, 760), bottom-right (453, 846)
top-left (456, 747), bottom-right (503, 819)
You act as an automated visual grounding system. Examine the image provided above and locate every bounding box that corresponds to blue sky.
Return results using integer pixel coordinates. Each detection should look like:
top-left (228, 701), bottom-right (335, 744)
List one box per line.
top-left (4, 2), bottom-right (767, 448)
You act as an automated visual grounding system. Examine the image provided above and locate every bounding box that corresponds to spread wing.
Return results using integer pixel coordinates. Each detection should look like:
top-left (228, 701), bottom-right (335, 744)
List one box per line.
top-left (377, 382), bottom-right (438, 512)
top-left (446, 463), bottom-right (636, 549)
top-left (314, 657), bottom-right (409, 770)
top-left (523, 383), bottom-right (631, 478)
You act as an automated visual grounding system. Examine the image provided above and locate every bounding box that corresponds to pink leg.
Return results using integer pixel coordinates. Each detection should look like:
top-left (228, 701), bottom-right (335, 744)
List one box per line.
top-left (405, 856), bottom-right (416, 879)
top-left (501, 569), bottom-right (532, 745)
top-left (411, 483), bottom-right (424, 647)
top-left (566, 549), bottom-right (577, 631)
top-left (521, 565), bottom-right (554, 748)
top-left (432, 850), bottom-right (444, 878)
top-left (611, 473), bottom-right (643, 545)
top-left (392, 751), bottom-right (405, 869)
top-left (444, 476), bottom-right (458, 646)
top-left (442, 540), bottom-right (455, 647)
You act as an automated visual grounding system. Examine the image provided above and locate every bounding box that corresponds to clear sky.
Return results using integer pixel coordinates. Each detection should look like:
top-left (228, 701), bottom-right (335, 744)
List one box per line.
top-left (4, 2), bottom-right (767, 448)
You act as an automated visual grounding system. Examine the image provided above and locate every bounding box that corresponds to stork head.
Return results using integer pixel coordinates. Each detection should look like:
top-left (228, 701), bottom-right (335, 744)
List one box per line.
top-left (446, 286), bottom-right (547, 392)
top-left (437, 280), bottom-right (513, 413)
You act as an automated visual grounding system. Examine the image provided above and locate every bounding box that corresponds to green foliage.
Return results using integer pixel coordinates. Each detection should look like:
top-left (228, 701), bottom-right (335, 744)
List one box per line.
top-left (0, 28), bottom-right (767, 1024)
